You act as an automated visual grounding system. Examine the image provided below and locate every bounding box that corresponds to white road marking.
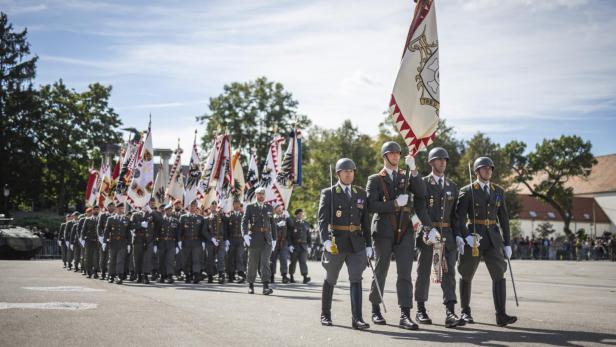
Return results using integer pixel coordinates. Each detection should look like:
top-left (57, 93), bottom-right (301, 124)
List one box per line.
top-left (22, 286), bottom-right (105, 292)
top-left (0, 302), bottom-right (98, 310)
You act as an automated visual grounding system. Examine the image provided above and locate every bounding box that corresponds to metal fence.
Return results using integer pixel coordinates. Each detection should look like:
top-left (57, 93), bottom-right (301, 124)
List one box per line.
top-left (35, 239), bottom-right (61, 259)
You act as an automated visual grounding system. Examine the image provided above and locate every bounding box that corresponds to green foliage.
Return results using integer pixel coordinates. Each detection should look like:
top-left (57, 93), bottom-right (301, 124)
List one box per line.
top-left (536, 221), bottom-right (556, 238)
top-left (197, 76), bottom-right (311, 163)
top-left (12, 211), bottom-right (65, 234)
top-left (510, 219), bottom-right (522, 239)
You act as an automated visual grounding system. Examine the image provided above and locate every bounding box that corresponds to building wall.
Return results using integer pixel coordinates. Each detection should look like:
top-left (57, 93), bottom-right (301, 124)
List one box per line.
top-left (516, 219), bottom-right (612, 239)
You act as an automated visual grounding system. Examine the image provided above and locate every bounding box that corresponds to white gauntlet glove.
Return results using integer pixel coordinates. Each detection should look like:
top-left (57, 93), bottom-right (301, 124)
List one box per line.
top-left (243, 234), bottom-right (251, 247)
top-left (277, 220), bottom-right (286, 227)
top-left (405, 155), bottom-right (416, 171)
top-left (323, 240), bottom-right (333, 253)
top-left (395, 194), bottom-right (409, 207)
top-left (504, 245), bottom-right (512, 259)
top-left (464, 234), bottom-right (481, 248)
top-left (456, 236), bottom-right (465, 255)
top-left (365, 247), bottom-right (373, 258)
top-left (140, 221), bottom-right (148, 228)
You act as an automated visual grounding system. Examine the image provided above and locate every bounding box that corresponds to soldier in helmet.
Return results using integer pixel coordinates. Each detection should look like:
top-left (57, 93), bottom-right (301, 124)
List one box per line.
top-left (242, 187), bottom-right (276, 295)
top-left (58, 214), bottom-right (69, 268)
top-left (288, 208), bottom-right (312, 284)
top-left (318, 158), bottom-right (372, 330)
top-left (178, 199), bottom-right (207, 284)
top-left (455, 157), bottom-right (517, 327)
top-left (64, 212), bottom-right (79, 270)
top-left (270, 203), bottom-right (292, 283)
top-left (156, 203), bottom-right (180, 284)
top-left (97, 202), bottom-right (115, 280)
top-left (367, 141), bottom-right (431, 330)
top-left (204, 200), bottom-right (228, 284)
top-left (103, 202), bottom-right (132, 284)
top-left (130, 198), bottom-right (161, 284)
top-left (81, 206), bottom-right (101, 279)
top-left (225, 200), bottom-right (246, 283)
top-left (414, 147), bottom-right (465, 328)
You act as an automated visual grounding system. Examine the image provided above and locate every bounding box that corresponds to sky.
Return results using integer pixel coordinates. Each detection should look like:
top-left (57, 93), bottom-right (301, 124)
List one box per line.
top-left (3, 0), bottom-right (615, 162)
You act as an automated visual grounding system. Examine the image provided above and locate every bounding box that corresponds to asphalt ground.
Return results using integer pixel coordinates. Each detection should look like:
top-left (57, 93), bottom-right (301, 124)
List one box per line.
top-left (0, 259), bottom-right (615, 346)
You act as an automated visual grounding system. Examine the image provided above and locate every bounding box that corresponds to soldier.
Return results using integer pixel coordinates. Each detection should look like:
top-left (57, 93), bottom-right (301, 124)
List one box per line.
top-left (97, 202), bottom-right (115, 280)
top-left (156, 203), bottom-right (180, 284)
top-left (130, 199), bottom-right (161, 284)
top-left (318, 158), bottom-right (372, 329)
top-left (367, 141), bottom-right (431, 330)
top-left (242, 187), bottom-right (276, 295)
top-left (204, 200), bottom-right (228, 284)
top-left (103, 202), bottom-right (132, 284)
top-left (288, 209), bottom-right (312, 284)
top-left (172, 199), bottom-right (185, 280)
top-left (178, 200), bottom-right (207, 284)
top-left (455, 157), bottom-right (517, 326)
top-left (58, 215), bottom-right (69, 268)
top-left (81, 206), bottom-right (101, 279)
top-left (225, 200), bottom-right (246, 283)
top-left (414, 147), bottom-right (465, 328)
top-left (270, 204), bottom-right (291, 284)
top-left (72, 210), bottom-right (91, 273)
top-left (64, 212), bottom-right (78, 270)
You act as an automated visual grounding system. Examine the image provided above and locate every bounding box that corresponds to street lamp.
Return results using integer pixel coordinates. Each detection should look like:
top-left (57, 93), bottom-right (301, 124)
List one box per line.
top-left (3, 184), bottom-right (9, 217)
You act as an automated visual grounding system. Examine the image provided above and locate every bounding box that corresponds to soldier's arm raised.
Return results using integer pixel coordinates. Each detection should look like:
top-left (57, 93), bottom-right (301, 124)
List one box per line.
top-left (366, 175), bottom-right (396, 214)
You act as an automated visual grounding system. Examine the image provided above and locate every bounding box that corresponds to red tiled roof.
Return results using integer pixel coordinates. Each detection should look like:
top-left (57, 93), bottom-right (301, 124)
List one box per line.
top-left (517, 194), bottom-right (610, 223)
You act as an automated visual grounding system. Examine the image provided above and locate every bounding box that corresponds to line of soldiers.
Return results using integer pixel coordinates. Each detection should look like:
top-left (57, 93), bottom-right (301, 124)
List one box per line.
top-left (57, 190), bottom-right (313, 292)
top-left (318, 141), bottom-right (517, 330)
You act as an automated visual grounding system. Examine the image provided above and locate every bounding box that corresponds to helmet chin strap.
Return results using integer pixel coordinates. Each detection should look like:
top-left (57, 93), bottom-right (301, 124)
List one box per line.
top-left (383, 153), bottom-right (399, 170)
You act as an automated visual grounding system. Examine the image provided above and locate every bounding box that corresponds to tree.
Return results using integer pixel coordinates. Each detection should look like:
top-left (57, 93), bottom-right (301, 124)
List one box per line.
top-left (505, 135), bottom-right (597, 238)
top-left (536, 221), bottom-right (555, 239)
top-left (289, 120), bottom-right (375, 223)
top-left (0, 12), bottom-right (42, 212)
top-left (196, 77), bottom-right (311, 163)
top-left (38, 80), bottom-right (122, 213)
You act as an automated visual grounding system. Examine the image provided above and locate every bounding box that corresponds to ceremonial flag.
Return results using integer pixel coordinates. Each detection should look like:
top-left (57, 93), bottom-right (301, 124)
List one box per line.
top-left (184, 135), bottom-right (202, 207)
top-left (165, 144), bottom-right (184, 204)
top-left (389, 0), bottom-right (440, 156)
top-left (214, 135), bottom-right (233, 213)
top-left (277, 128), bottom-right (302, 187)
top-left (262, 135), bottom-right (290, 208)
top-left (244, 148), bottom-right (260, 203)
top-left (152, 162), bottom-right (167, 207)
top-left (127, 123), bottom-right (155, 208)
top-left (85, 168), bottom-right (99, 207)
top-left (97, 160), bottom-right (112, 208)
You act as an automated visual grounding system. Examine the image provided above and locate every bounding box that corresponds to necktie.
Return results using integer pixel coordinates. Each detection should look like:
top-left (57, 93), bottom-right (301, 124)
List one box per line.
top-left (345, 187), bottom-right (351, 198)
top-left (438, 177), bottom-right (443, 188)
top-left (484, 185), bottom-right (489, 196)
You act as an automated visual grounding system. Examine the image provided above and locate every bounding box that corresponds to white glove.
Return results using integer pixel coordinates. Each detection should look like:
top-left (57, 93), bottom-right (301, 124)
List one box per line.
top-left (211, 237), bottom-right (219, 247)
top-left (98, 236), bottom-right (104, 244)
top-left (277, 220), bottom-right (286, 227)
top-left (79, 239), bottom-right (85, 247)
top-left (243, 234), bottom-right (251, 247)
top-left (65, 241), bottom-right (69, 247)
top-left (153, 245), bottom-right (158, 254)
top-left (272, 240), bottom-right (277, 250)
top-left (69, 244), bottom-right (73, 251)
top-left (225, 240), bottom-right (230, 252)
top-left (456, 236), bottom-right (465, 255)
top-left (288, 245), bottom-right (295, 253)
top-left (141, 221), bottom-right (148, 228)
top-left (366, 247), bottom-right (373, 258)
top-left (283, 210), bottom-right (290, 218)
top-left (202, 242), bottom-right (206, 250)
top-left (427, 228), bottom-right (440, 244)
top-left (464, 234), bottom-right (481, 248)
top-left (405, 155), bottom-right (416, 170)
top-left (308, 247), bottom-right (312, 254)
top-left (175, 247), bottom-right (180, 255)
top-left (57, 240), bottom-right (62, 247)
top-left (101, 243), bottom-right (107, 252)
top-left (395, 194), bottom-right (409, 207)
top-left (504, 245), bottom-right (512, 259)
top-left (178, 241), bottom-right (183, 250)
top-left (323, 240), bottom-right (333, 253)
top-left (127, 245), bottom-right (132, 253)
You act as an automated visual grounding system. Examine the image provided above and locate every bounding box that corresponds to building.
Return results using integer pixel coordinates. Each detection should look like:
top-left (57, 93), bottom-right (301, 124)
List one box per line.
top-left (514, 154), bottom-right (616, 238)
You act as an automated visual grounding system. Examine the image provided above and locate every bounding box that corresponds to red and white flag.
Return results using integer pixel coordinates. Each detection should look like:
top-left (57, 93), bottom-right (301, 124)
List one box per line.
top-left (165, 145), bottom-right (184, 204)
top-left (127, 125), bottom-right (155, 208)
top-left (184, 138), bottom-right (202, 207)
top-left (389, 0), bottom-right (440, 156)
top-left (85, 168), bottom-right (99, 207)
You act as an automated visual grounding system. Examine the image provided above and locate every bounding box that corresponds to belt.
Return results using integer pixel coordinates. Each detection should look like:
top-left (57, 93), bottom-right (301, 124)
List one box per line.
top-left (433, 222), bottom-right (450, 228)
top-left (112, 236), bottom-right (125, 241)
top-left (182, 236), bottom-right (200, 241)
top-left (467, 219), bottom-right (497, 226)
top-left (394, 207), bottom-right (412, 213)
top-left (160, 237), bottom-right (175, 241)
top-left (332, 224), bottom-right (361, 232)
top-left (252, 227), bottom-right (270, 233)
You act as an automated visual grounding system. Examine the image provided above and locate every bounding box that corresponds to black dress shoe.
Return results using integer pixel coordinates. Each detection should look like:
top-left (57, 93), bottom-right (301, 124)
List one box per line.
top-left (282, 275), bottom-right (289, 284)
top-left (93, 272), bottom-right (99, 279)
top-left (207, 275), bottom-right (214, 283)
top-left (116, 278), bottom-right (123, 285)
top-left (321, 313), bottom-right (333, 326)
top-left (461, 312), bottom-right (474, 324)
top-left (237, 272), bottom-right (246, 284)
top-left (108, 276), bottom-right (115, 283)
top-left (371, 304), bottom-right (387, 325)
top-left (263, 283), bottom-right (273, 295)
top-left (352, 318), bottom-right (370, 330)
top-left (496, 313), bottom-right (517, 327)
top-left (289, 275), bottom-right (296, 283)
top-left (445, 312), bottom-right (461, 328)
top-left (400, 308), bottom-right (419, 330)
top-left (302, 275), bottom-right (311, 284)
top-left (248, 283), bottom-right (255, 294)
top-left (143, 275), bottom-right (150, 284)
top-left (158, 276), bottom-right (165, 283)
top-left (166, 276), bottom-right (174, 284)
top-left (416, 310), bottom-right (432, 324)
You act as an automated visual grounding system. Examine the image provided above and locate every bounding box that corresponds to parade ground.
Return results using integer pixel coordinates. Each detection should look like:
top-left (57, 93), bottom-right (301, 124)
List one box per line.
top-left (0, 260), bottom-right (614, 346)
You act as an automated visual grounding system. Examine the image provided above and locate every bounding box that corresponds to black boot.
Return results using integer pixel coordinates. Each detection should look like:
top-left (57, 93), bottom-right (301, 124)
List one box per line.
top-left (207, 274), bottom-right (214, 283)
top-left (302, 274), bottom-right (311, 284)
top-left (116, 275), bottom-right (123, 285)
top-left (93, 272), bottom-right (99, 279)
top-left (151, 272), bottom-right (159, 281)
top-left (87, 272), bottom-right (92, 279)
top-left (218, 272), bottom-right (225, 284)
top-left (237, 271), bottom-right (246, 284)
top-left (350, 282), bottom-right (369, 330)
top-left (416, 301), bottom-right (432, 324)
top-left (263, 282), bottom-right (273, 295)
top-left (460, 279), bottom-right (474, 324)
top-left (143, 273), bottom-right (150, 284)
top-left (158, 275), bottom-right (165, 283)
top-left (100, 271), bottom-right (106, 280)
top-left (248, 283), bottom-right (255, 294)
top-left (494, 279), bottom-right (517, 327)
top-left (282, 274), bottom-right (289, 284)
top-left (289, 274), bottom-right (296, 283)
top-left (108, 275), bottom-right (115, 283)
top-left (228, 272), bottom-right (235, 282)
top-left (399, 307), bottom-right (419, 330)
top-left (137, 274), bottom-right (144, 283)
top-left (166, 275), bottom-right (174, 284)
top-left (193, 272), bottom-right (200, 284)
top-left (321, 281), bottom-right (334, 326)
top-left (445, 301), bottom-right (462, 328)
top-left (185, 273), bottom-right (191, 284)
top-left (129, 272), bottom-right (137, 281)
top-left (372, 304), bottom-right (386, 325)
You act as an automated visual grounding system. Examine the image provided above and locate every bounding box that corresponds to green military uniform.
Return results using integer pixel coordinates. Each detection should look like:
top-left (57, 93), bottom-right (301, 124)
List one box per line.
top-left (270, 212), bottom-right (292, 283)
top-left (81, 214), bottom-right (100, 277)
top-left (318, 176), bottom-right (372, 328)
top-left (289, 216), bottom-right (311, 283)
top-left (103, 213), bottom-right (132, 284)
top-left (156, 213), bottom-right (179, 283)
top-left (241, 200), bottom-right (276, 294)
top-left (71, 215), bottom-right (86, 271)
top-left (59, 221), bottom-right (67, 268)
top-left (204, 211), bottom-right (227, 283)
top-left (224, 210), bottom-right (246, 282)
top-left (97, 211), bottom-right (113, 279)
top-left (63, 218), bottom-right (77, 270)
top-left (130, 209), bottom-right (161, 283)
top-left (178, 212), bottom-right (206, 283)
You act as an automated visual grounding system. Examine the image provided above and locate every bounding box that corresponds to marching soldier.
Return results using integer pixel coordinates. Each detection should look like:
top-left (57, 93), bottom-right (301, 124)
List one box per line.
top-left (270, 204), bottom-right (291, 283)
top-left (318, 158), bottom-right (372, 329)
top-left (178, 200), bottom-right (207, 284)
top-left (414, 147), bottom-right (465, 328)
top-left (172, 199), bottom-right (185, 279)
top-left (204, 200), bottom-right (228, 284)
top-left (103, 202), bottom-right (132, 284)
top-left (130, 198), bottom-right (161, 284)
top-left (58, 215), bottom-right (69, 268)
top-left (97, 202), bottom-right (115, 280)
top-left (456, 157), bottom-right (517, 326)
top-left (71, 210), bottom-right (90, 273)
top-left (288, 208), bottom-right (311, 284)
top-left (225, 200), bottom-right (246, 283)
top-left (241, 187), bottom-right (276, 295)
top-left (367, 141), bottom-right (431, 330)
top-left (64, 212), bottom-right (78, 270)
top-left (81, 206), bottom-right (101, 278)
top-left (156, 203), bottom-right (180, 284)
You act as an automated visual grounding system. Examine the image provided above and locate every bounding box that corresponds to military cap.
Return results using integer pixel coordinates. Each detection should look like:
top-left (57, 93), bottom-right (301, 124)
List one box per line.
top-left (335, 158), bottom-right (356, 172)
top-left (473, 157), bottom-right (495, 171)
top-left (255, 187), bottom-right (266, 194)
top-left (381, 141), bottom-right (402, 157)
top-left (428, 147), bottom-right (449, 162)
